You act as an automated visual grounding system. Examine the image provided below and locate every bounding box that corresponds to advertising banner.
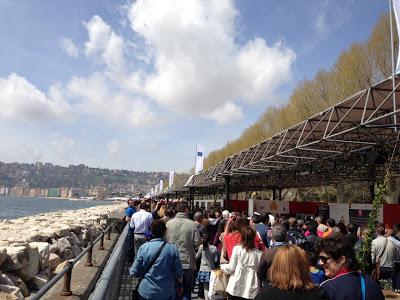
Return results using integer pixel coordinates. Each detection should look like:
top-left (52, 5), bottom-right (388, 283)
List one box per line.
top-left (254, 200), bottom-right (289, 215)
top-left (329, 203), bottom-right (349, 224)
top-left (349, 203), bottom-right (383, 225)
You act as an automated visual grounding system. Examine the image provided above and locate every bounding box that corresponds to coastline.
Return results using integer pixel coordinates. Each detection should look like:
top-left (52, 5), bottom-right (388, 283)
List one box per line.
top-left (0, 203), bottom-right (125, 298)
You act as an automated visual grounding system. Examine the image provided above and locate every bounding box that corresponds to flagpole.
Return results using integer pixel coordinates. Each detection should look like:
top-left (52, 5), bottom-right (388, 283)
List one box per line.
top-left (390, 0), bottom-right (397, 130)
top-left (194, 143), bottom-right (197, 175)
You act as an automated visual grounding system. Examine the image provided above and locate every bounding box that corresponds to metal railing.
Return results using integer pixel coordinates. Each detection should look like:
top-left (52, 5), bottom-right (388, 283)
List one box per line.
top-left (88, 224), bottom-right (128, 300)
top-left (31, 225), bottom-right (113, 300)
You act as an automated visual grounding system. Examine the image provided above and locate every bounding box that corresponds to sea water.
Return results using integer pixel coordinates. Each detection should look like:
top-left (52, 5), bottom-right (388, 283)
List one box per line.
top-left (0, 196), bottom-right (117, 219)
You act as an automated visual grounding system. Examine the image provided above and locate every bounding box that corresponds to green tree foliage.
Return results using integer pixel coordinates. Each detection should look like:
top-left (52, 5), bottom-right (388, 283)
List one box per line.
top-left (204, 13), bottom-right (397, 169)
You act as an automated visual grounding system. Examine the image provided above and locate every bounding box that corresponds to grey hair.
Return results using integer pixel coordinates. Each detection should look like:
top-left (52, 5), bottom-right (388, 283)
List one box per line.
top-left (194, 211), bottom-right (203, 221)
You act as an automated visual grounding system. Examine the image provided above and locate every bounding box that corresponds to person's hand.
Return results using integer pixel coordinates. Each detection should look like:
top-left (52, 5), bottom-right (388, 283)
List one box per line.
top-left (177, 287), bottom-right (184, 297)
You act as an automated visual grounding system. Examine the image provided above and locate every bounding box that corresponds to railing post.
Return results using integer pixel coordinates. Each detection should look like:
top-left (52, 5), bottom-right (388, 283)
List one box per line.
top-left (106, 226), bottom-right (111, 240)
top-left (99, 233), bottom-right (105, 250)
top-left (85, 242), bottom-right (93, 267)
top-left (60, 261), bottom-right (73, 296)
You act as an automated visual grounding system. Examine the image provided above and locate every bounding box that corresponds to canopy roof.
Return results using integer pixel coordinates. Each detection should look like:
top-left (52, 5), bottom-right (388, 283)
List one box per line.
top-left (188, 76), bottom-right (400, 193)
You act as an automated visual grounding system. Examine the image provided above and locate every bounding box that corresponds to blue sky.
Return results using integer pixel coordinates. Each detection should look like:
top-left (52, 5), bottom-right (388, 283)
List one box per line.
top-left (0, 0), bottom-right (389, 172)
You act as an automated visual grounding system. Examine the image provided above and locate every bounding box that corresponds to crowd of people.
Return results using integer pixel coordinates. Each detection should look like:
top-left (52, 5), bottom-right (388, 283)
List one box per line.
top-left (123, 196), bottom-right (400, 300)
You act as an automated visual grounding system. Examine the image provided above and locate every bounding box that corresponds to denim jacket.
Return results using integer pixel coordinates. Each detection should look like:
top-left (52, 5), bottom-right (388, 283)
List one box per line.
top-left (130, 238), bottom-right (183, 300)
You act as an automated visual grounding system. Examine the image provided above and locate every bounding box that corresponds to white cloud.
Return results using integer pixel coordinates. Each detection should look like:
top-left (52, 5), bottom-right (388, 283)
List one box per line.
top-left (3, 1), bottom-right (295, 128)
top-left (66, 73), bottom-right (157, 127)
top-left (59, 37), bottom-right (79, 58)
top-left (128, 0), bottom-right (296, 120)
top-left (313, 1), bottom-right (352, 39)
top-left (84, 15), bottom-right (126, 76)
top-left (51, 137), bottom-right (75, 149)
top-left (206, 102), bottom-right (243, 125)
top-left (0, 73), bottom-right (72, 122)
top-left (107, 140), bottom-right (119, 157)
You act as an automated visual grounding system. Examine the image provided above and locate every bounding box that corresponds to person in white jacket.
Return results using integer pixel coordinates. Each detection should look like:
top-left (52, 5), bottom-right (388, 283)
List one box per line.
top-left (221, 226), bottom-right (261, 300)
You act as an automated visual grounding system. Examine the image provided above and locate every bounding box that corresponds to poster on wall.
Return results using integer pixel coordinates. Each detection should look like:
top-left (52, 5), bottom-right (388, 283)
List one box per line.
top-left (254, 200), bottom-right (289, 215)
top-left (349, 204), bottom-right (383, 225)
top-left (329, 203), bottom-right (350, 224)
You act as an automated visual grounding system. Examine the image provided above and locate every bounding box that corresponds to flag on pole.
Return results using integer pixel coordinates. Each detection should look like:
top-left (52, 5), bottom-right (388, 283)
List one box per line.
top-left (169, 170), bottom-right (174, 187)
top-left (393, 0), bottom-right (400, 73)
top-left (195, 144), bottom-right (205, 175)
top-left (159, 179), bottom-right (164, 192)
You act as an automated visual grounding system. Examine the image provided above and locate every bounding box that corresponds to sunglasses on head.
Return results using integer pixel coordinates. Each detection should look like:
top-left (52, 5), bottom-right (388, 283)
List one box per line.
top-left (318, 255), bottom-right (333, 264)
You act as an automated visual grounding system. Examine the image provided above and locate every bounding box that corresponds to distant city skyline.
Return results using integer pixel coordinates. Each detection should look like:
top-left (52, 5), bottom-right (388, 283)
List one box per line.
top-left (0, 0), bottom-right (389, 172)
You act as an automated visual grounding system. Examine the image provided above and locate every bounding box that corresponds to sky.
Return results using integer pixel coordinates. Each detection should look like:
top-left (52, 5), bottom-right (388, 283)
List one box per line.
top-left (0, 0), bottom-right (389, 172)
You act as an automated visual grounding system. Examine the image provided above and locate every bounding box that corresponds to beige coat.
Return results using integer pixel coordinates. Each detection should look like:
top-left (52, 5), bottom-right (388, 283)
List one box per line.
top-left (166, 212), bottom-right (201, 270)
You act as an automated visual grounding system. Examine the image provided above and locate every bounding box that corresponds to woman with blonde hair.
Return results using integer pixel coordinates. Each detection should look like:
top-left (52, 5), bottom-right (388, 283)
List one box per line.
top-left (255, 245), bottom-right (329, 300)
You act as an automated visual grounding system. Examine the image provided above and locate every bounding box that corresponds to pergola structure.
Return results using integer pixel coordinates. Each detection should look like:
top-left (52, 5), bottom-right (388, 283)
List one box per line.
top-left (187, 76), bottom-right (400, 201)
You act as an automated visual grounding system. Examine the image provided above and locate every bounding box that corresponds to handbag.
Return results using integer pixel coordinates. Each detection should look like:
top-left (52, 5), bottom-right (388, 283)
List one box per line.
top-left (212, 269), bottom-right (230, 296)
top-left (132, 241), bottom-right (167, 300)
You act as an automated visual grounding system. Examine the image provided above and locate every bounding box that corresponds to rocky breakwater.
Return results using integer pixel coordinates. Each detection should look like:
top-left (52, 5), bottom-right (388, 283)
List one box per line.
top-left (0, 203), bottom-right (125, 299)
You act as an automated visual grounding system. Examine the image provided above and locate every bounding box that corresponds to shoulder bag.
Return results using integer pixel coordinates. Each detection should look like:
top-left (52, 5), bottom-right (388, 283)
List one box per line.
top-left (132, 241), bottom-right (167, 300)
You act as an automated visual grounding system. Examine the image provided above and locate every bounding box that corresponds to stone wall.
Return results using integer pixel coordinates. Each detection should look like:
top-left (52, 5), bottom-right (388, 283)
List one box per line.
top-left (0, 203), bottom-right (125, 299)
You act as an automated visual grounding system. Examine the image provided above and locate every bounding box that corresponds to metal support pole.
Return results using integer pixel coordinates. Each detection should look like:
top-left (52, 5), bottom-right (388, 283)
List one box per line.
top-left (278, 188), bottom-right (282, 201)
top-left (390, 0), bottom-right (397, 131)
top-left (272, 188), bottom-right (276, 200)
top-left (99, 233), bottom-right (105, 250)
top-left (60, 261), bottom-right (73, 296)
top-left (225, 176), bottom-right (231, 210)
top-left (106, 226), bottom-right (111, 240)
top-left (189, 187), bottom-right (194, 210)
top-left (175, 191), bottom-right (178, 200)
top-left (85, 242), bottom-right (93, 267)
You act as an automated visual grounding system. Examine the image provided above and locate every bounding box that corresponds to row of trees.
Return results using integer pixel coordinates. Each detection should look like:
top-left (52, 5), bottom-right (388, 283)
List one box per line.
top-left (204, 13), bottom-right (397, 169)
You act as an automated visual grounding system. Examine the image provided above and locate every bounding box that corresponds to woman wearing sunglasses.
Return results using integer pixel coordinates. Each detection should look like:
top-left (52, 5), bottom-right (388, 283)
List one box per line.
top-left (316, 234), bottom-right (384, 300)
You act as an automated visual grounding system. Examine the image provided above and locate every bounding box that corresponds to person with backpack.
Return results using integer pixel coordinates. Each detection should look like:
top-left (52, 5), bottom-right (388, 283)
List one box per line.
top-left (287, 217), bottom-right (307, 246)
top-left (195, 233), bottom-right (219, 300)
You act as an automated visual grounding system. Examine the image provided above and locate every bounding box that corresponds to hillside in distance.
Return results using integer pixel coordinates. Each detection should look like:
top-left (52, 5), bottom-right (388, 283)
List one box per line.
top-left (0, 161), bottom-right (168, 190)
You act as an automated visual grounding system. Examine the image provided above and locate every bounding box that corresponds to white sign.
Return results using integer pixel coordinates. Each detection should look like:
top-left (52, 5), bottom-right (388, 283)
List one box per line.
top-left (329, 203), bottom-right (350, 224)
top-left (254, 200), bottom-right (289, 215)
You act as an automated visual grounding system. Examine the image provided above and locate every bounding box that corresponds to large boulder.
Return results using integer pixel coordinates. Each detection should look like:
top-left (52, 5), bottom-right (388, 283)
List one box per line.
top-left (62, 249), bottom-right (74, 260)
top-left (29, 242), bottom-right (50, 269)
top-left (55, 261), bottom-right (68, 274)
top-left (15, 246), bottom-right (40, 282)
top-left (66, 232), bottom-right (81, 247)
top-left (54, 227), bottom-right (71, 238)
top-left (0, 284), bottom-right (23, 300)
top-left (0, 248), bottom-right (7, 267)
top-left (28, 269), bottom-right (49, 291)
top-left (55, 237), bottom-right (71, 254)
top-left (0, 273), bottom-right (29, 297)
top-left (71, 245), bottom-right (81, 258)
top-left (49, 253), bottom-right (63, 271)
top-left (48, 242), bottom-right (59, 254)
top-left (1, 246), bottom-right (28, 271)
